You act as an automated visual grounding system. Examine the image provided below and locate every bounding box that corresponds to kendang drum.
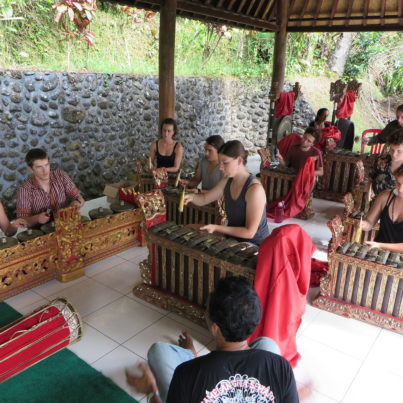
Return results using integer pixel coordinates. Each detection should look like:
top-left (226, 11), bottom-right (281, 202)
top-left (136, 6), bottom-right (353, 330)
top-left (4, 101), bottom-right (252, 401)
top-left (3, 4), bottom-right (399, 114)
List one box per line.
top-left (0, 297), bottom-right (82, 382)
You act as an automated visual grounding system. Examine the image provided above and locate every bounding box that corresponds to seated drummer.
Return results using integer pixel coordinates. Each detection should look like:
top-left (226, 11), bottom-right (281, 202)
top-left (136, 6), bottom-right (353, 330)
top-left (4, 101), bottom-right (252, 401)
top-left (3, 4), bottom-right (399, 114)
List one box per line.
top-left (370, 127), bottom-right (403, 199)
top-left (365, 104), bottom-right (403, 146)
top-left (181, 135), bottom-right (225, 193)
top-left (184, 140), bottom-right (269, 246)
top-left (0, 202), bottom-right (26, 237)
top-left (276, 127), bottom-right (324, 176)
top-left (309, 108), bottom-right (330, 132)
top-left (362, 164), bottom-right (403, 252)
top-left (17, 148), bottom-right (85, 227)
top-left (149, 118), bottom-right (183, 173)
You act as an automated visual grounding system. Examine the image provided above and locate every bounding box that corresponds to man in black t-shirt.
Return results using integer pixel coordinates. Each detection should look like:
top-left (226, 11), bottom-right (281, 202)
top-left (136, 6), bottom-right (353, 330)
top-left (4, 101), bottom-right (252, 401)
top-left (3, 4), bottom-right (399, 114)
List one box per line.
top-left (126, 277), bottom-right (298, 403)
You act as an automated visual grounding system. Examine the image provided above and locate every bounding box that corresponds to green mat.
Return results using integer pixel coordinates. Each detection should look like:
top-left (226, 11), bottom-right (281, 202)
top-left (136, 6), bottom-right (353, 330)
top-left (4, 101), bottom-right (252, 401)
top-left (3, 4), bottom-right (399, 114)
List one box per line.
top-left (0, 302), bottom-right (138, 403)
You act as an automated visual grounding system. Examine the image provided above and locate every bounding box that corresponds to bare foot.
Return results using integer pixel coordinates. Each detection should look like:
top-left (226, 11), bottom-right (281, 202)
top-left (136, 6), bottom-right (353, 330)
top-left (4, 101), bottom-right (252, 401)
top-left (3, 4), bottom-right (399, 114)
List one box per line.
top-left (178, 330), bottom-right (197, 357)
top-left (298, 381), bottom-right (313, 401)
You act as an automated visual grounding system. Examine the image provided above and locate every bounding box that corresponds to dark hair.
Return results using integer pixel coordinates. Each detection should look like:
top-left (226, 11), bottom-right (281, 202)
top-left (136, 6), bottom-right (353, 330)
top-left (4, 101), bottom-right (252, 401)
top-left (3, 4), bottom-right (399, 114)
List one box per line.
top-left (206, 135), bottom-right (225, 151)
top-left (218, 140), bottom-right (249, 165)
top-left (397, 104), bottom-right (403, 113)
top-left (315, 108), bottom-right (329, 122)
top-left (208, 276), bottom-right (261, 342)
top-left (160, 118), bottom-right (178, 138)
top-left (25, 149), bottom-right (48, 167)
top-left (304, 126), bottom-right (321, 144)
top-left (388, 127), bottom-right (403, 145)
top-left (393, 163), bottom-right (403, 178)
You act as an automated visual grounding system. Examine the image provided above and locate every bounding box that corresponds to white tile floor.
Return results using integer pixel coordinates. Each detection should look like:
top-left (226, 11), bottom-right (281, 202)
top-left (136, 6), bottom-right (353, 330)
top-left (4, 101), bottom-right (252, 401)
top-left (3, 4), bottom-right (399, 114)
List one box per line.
top-left (5, 198), bottom-right (403, 402)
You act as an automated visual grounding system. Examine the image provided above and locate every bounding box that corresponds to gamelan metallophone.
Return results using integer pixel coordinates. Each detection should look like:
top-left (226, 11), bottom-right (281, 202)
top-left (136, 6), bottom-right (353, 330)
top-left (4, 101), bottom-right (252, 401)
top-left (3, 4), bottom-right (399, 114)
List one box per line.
top-left (260, 165), bottom-right (314, 219)
top-left (315, 149), bottom-right (376, 202)
top-left (162, 187), bottom-right (224, 225)
top-left (138, 173), bottom-right (177, 193)
top-left (133, 222), bottom-right (257, 326)
top-left (314, 217), bottom-right (403, 334)
top-left (0, 203), bottom-right (142, 301)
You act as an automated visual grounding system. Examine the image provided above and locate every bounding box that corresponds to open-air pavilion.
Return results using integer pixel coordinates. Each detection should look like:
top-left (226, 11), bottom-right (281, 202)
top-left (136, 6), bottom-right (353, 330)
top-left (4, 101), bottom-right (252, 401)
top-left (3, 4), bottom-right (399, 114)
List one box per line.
top-left (1, 1), bottom-right (402, 402)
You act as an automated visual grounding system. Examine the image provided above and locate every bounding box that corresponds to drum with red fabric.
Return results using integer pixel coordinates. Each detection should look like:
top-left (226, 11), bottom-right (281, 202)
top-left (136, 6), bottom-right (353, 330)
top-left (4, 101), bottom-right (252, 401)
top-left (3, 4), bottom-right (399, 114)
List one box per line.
top-left (0, 297), bottom-right (82, 382)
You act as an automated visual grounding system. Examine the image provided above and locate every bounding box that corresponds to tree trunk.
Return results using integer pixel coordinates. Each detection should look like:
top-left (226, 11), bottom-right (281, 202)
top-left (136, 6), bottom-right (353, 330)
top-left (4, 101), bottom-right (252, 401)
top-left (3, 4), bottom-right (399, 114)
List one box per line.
top-left (330, 33), bottom-right (354, 75)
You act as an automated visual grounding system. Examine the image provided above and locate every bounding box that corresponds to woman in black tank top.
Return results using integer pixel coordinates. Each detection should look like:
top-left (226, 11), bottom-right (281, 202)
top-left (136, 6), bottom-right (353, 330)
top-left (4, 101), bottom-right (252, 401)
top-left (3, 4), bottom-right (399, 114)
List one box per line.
top-left (362, 164), bottom-right (403, 253)
top-left (183, 140), bottom-right (270, 246)
top-left (149, 118), bottom-right (183, 173)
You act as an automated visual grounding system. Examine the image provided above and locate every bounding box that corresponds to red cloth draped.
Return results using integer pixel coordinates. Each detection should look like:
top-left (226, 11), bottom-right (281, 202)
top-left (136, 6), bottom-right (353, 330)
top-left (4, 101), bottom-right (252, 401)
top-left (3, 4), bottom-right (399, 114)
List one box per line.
top-left (314, 124), bottom-right (341, 152)
top-left (248, 225), bottom-right (314, 368)
top-left (277, 132), bottom-right (301, 158)
top-left (310, 258), bottom-right (328, 287)
top-left (274, 92), bottom-right (295, 118)
top-left (266, 157), bottom-right (315, 219)
top-left (336, 90), bottom-right (357, 119)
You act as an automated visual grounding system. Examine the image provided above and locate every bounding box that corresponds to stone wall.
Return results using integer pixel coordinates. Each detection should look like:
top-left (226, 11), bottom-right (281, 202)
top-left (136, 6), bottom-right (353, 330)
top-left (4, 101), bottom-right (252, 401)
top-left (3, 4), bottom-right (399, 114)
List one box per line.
top-left (0, 70), bottom-right (315, 216)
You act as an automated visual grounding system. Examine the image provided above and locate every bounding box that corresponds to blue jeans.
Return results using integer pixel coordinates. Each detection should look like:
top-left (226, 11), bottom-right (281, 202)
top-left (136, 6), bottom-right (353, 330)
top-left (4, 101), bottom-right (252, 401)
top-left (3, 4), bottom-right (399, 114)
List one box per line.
top-left (147, 337), bottom-right (280, 402)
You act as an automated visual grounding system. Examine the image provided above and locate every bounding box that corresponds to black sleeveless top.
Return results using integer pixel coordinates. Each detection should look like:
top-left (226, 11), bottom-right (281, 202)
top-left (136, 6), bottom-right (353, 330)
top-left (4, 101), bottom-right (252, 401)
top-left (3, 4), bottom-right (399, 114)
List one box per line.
top-left (375, 190), bottom-right (403, 243)
top-left (156, 141), bottom-right (178, 169)
top-left (224, 174), bottom-right (270, 246)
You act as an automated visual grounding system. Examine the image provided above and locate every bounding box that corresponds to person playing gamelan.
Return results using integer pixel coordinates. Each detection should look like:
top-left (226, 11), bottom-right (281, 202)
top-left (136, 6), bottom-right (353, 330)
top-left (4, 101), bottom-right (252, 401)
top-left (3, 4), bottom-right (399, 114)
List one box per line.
top-left (276, 127), bottom-right (324, 176)
top-left (126, 276), bottom-right (299, 403)
top-left (362, 163), bottom-right (403, 252)
top-left (183, 140), bottom-right (269, 246)
top-left (370, 127), bottom-right (403, 199)
top-left (180, 135), bottom-right (224, 193)
top-left (149, 118), bottom-right (183, 173)
top-left (17, 148), bottom-right (85, 227)
top-left (0, 202), bottom-right (26, 237)
top-left (365, 104), bottom-right (403, 146)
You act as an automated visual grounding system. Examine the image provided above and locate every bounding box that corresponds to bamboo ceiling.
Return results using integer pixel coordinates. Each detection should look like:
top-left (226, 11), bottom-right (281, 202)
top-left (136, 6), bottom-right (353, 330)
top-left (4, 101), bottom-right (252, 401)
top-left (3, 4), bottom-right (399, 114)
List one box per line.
top-left (105, 0), bottom-right (403, 32)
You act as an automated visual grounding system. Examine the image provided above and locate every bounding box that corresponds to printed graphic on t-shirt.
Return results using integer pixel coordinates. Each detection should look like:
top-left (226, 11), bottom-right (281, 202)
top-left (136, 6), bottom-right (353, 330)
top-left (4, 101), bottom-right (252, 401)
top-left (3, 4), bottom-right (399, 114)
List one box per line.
top-left (201, 374), bottom-right (275, 402)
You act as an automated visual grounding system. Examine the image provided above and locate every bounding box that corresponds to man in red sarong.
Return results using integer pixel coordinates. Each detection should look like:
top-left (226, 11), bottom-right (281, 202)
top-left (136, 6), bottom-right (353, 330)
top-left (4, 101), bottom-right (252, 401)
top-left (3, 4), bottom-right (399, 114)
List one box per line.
top-left (276, 127), bottom-right (324, 176)
top-left (248, 224), bottom-right (314, 368)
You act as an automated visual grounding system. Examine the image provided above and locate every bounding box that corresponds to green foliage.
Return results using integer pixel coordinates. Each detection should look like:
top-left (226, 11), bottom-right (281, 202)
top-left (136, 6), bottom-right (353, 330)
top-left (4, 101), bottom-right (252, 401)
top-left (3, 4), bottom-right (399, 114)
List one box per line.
top-left (0, 2), bottom-right (401, 96)
top-left (344, 32), bottom-right (402, 95)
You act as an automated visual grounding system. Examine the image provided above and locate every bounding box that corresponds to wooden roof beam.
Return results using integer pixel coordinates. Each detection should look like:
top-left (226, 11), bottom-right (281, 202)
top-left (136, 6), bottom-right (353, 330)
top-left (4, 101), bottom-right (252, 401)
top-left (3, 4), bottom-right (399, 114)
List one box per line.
top-left (345, 0), bottom-right (353, 26)
top-left (253, 0), bottom-right (265, 18)
top-left (177, 0), bottom-right (279, 31)
top-left (381, 0), bottom-right (386, 25)
top-left (237, 0), bottom-right (248, 13)
top-left (287, 23), bottom-right (402, 33)
top-left (262, 0), bottom-right (275, 20)
top-left (246, 0), bottom-right (258, 16)
top-left (329, 0), bottom-right (339, 27)
top-left (313, 0), bottom-right (324, 27)
top-left (298, 0), bottom-right (310, 27)
top-left (363, 0), bottom-right (370, 26)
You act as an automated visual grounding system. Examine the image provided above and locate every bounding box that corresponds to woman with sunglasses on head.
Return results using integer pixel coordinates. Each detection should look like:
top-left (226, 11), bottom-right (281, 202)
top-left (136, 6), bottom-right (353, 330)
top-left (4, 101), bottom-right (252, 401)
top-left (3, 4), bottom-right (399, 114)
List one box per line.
top-left (184, 140), bottom-right (269, 246)
top-left (362, 163), bottom-right (403, 253)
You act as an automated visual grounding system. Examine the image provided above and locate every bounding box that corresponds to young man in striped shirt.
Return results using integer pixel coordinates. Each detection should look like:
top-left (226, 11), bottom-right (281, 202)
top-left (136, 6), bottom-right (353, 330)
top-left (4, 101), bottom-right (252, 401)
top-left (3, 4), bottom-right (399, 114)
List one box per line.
top-left (17, 148), bottom-right (85, 227)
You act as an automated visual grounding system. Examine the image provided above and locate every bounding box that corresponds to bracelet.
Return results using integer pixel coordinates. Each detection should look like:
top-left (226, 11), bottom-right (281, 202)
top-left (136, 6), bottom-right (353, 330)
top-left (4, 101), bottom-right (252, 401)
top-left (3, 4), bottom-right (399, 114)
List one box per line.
top-left (148, 390), bottom-right (160, 402)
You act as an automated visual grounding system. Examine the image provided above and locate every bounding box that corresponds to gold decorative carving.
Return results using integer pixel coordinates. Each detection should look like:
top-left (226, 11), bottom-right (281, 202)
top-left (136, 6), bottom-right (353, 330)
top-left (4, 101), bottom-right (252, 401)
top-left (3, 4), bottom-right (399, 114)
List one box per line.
top-left (217, 196), bottom-right (227, 226)
top-left (0, 205), bottom-right (143, 300)
top-left (327, 216), bottom-right (344, 253)
top-left (343, 192), bottom-right (355, 219)
top-left (347, 79), bottom-right (362, 96)
top-left (139, 259), bottom-right (152, 285)
top-left (133, 284), bottom-right (207, 328)
top-left (319, 272), bottom-right (332, 297)
top-left (258, 148), bottom-right (271, 170)
top-left (329, 79), bottom-right (346, 103)
top-left (54, 206), bottom-right (84, 282)
top-left (136, 159), bottom-right (144, 176)
top-left (136, 190), bottom-right (166, 222)
top-left (293, 82), bottom-right (301, 100)
top-left (269, 82), bottom-right (280, 101)
top-left (313, 296), bottom-right (403, 335)
top-left (151, 168), bottom-right (168, 188)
